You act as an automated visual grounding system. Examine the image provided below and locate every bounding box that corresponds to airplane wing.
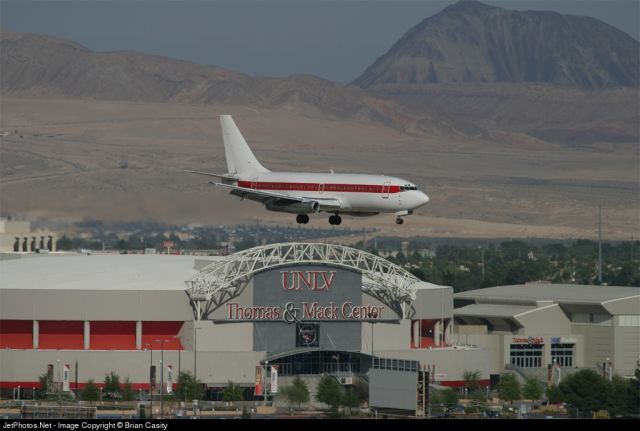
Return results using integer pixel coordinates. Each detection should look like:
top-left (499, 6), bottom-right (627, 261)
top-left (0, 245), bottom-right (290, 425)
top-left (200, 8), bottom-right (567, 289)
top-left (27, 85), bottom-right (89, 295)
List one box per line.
top-left (184, 170), bottom-right (236, 183)
top-left (210, 182), bottom-right (341, 209)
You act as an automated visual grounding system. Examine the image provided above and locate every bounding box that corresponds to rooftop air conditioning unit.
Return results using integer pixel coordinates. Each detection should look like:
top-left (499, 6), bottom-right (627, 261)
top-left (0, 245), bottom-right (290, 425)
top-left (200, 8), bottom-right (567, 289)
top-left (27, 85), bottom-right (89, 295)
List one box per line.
top-left (339, 377), bottom-right (353, 385)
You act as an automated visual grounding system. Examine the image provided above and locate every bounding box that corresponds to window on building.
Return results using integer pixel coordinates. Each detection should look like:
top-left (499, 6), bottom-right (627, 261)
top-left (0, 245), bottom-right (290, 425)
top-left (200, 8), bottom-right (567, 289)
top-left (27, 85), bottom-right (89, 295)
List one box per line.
top-left (551, 343), bottom-right (574, 367)
top-left (509, 343), bottom-right (544, 368)
top-left (619, 315), bottom-right (640, 326)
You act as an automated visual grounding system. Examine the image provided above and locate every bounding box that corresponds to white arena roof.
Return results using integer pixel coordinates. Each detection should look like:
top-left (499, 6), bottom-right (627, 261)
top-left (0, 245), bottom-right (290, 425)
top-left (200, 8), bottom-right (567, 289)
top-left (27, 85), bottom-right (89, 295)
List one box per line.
top-left (0, 253), bottom-right (219, 291)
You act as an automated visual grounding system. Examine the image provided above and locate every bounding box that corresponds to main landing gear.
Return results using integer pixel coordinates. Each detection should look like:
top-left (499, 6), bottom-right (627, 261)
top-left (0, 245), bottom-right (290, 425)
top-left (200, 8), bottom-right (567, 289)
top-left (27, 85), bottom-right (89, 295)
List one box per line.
top-left (395, 216), bottom-right (404, 225)
top-left (296, 214), bottom-right (310, 224)
top-left (329, 214), bottom-right (342, 226)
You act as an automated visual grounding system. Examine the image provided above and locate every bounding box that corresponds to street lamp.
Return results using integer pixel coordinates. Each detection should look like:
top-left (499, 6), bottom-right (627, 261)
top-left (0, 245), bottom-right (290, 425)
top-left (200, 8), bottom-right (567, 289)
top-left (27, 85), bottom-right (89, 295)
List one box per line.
top-left (32, 387), bottom-right (35, 401)
top-left (144, 344), bottom-right (153, 419)
top-left (193, 327), bottom-right (201, 384)
top-left (172, 335), bottom-right (181, 401)
top-left (155, 339), bottom-right (168, 419)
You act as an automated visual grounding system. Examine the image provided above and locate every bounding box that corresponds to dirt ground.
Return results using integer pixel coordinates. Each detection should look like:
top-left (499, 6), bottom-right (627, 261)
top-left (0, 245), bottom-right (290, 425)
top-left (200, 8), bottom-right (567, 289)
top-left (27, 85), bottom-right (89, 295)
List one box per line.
top-left (1, 98), bottom-right (637, 240)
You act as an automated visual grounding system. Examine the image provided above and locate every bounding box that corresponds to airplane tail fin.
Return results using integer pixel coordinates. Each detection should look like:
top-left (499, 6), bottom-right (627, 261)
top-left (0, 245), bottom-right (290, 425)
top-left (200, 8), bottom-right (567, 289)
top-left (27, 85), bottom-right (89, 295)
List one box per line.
top-left (220, 115), bottom-right (269, 175)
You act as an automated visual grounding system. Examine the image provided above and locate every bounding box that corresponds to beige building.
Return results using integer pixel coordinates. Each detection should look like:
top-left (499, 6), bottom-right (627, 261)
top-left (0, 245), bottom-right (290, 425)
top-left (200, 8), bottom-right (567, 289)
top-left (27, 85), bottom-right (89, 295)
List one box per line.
top-left (453, 283), bottom-right (640, 381)
top-left (0, 218), bottom-right (56, 253)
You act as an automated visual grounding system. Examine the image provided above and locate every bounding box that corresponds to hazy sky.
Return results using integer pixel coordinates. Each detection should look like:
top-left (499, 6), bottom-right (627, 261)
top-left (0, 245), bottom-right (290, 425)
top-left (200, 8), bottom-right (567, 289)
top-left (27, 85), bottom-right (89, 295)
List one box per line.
top-left (2, 0), bottom-right (638, 83)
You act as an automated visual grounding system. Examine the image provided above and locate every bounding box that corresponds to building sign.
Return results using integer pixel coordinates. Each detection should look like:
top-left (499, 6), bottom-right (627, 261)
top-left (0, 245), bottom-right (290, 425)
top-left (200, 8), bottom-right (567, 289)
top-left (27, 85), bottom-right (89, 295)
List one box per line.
top-left (226, 301), bottom-right (384, 323)
top-left (512, 336), bottom-right (544, 345)
top-left (282, 270), bottom-right (336, 291)
top-left (62, 364), bottom-right (70, 392)
top-left (219, 266), bottom-right (389, 323)
top-left (434, 373), bottom-right (447, 381)
top-left (551, 337), bottom-right (577, 344)
top-left (270, 366), bottom-right (278, 394)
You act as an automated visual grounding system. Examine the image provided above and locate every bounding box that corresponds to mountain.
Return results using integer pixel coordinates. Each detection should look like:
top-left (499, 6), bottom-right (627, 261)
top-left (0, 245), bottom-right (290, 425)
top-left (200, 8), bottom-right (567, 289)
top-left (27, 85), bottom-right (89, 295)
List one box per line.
top-left (0, 32), bottom-right (398, 126)
top-left (353, 0), bottom-right (639, 89)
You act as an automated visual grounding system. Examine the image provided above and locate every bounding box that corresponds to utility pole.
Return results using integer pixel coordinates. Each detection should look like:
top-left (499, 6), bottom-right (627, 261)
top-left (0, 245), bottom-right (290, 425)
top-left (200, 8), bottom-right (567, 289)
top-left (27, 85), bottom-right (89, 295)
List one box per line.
top-left (75, 361), bottom-right (78, 404)
top-left (146, 344), bottom-right (153, 419)
top-left (598, 206), bottom-right (603, 284)
top-left (155, 339), bottom-right (167, 419)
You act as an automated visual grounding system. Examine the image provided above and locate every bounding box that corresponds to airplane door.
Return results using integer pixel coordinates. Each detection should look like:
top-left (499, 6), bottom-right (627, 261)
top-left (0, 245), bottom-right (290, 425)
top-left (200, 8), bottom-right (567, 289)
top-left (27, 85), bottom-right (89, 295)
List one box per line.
top-left (318, 184), bottom-right (324, 194)
top-left (251, 179), bottom-right (257, 189)
top-left (382, 182), bottom-right (390, 199)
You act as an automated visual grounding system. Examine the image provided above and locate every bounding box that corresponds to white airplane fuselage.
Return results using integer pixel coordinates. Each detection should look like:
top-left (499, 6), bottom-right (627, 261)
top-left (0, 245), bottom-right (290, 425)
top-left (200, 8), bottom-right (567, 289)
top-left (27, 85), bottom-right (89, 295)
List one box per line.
top-left (235, 171), bottom-right (429, 215)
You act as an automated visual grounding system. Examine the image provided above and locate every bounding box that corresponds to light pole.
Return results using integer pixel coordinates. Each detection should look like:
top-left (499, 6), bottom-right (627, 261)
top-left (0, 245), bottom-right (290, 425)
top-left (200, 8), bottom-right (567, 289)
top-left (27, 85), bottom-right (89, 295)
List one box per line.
top-left (155, 339), bottom-right (168, 419)
top-left (145, 344), bottom-right (153, 419)
top-left (32, 387), bottom-right (35, 401)
top-left (173, 335), bottom-right (181, 401)
top-left (193, 326), bottom-right (201, 384)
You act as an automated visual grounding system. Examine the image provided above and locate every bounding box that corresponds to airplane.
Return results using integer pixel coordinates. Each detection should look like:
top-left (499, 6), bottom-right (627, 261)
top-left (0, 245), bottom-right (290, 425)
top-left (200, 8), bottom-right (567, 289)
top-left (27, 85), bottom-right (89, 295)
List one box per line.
top-left (185, 115), bottom-right (429, 225)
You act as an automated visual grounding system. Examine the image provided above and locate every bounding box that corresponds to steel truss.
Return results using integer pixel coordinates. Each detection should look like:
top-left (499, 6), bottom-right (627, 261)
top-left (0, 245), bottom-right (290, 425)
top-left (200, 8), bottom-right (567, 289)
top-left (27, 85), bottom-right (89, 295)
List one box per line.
top-left (185, 242), bottom-right (421, 320)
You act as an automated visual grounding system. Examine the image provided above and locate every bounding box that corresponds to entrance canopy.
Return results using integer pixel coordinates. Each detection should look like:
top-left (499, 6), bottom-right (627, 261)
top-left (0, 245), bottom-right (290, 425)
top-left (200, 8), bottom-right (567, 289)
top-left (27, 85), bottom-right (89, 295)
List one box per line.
top-left (185, 242), bottom-right (421, 319)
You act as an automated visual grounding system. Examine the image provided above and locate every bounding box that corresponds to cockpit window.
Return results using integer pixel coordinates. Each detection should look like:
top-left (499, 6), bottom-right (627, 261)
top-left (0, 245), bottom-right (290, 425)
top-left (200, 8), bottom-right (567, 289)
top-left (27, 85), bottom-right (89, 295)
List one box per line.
top-left (400, 184), bottom-right (418, 191)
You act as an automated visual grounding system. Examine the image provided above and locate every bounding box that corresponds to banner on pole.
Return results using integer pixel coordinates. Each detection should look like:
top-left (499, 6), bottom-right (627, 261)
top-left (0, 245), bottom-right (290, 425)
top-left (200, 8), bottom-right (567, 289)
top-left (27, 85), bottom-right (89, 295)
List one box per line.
top-left (270, 366), bottom-right (278, 394)
top-left (167, 365), bottom-right (173, 394)
top-left (62, 364), bottom-right (70, 392)
top-left (254, 366), bottom-right (263, 396)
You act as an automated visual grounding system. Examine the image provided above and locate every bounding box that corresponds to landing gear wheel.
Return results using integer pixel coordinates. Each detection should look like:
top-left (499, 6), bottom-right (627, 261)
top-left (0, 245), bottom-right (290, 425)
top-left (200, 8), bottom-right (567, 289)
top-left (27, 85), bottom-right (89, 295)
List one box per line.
top-left (329, 215), bottom-right (336, 225)
top-left (395, 217), bottom-right (404, 225)
top-left (335, 215), bottom-right (342, 225)
top-left (301, 214), bottom-right (310, 224)
top-left (296, 214), bottom-right (304, 224)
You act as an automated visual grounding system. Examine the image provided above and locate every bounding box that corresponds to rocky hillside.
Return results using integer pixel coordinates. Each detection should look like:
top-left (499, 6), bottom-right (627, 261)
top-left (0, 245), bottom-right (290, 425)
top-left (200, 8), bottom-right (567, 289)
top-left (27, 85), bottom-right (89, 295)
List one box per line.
top-left (353, 0), bottom-right (639, 89)
top-left (0, 32), bottom-right (398, 126)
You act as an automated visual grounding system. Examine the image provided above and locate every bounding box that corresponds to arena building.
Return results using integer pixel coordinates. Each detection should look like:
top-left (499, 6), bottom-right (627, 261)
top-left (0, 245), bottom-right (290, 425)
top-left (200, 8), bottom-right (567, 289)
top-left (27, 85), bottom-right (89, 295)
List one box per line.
top-left (0, 243), bottom-right (490, 405)
top-left (454, 283), bottom-right (640, 381)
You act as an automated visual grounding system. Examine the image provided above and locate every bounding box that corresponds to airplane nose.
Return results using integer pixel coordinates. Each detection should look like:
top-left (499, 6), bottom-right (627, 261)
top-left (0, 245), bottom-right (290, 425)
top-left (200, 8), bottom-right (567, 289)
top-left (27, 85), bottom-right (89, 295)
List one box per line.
top-left (414, 191), bottom-right (429, 208)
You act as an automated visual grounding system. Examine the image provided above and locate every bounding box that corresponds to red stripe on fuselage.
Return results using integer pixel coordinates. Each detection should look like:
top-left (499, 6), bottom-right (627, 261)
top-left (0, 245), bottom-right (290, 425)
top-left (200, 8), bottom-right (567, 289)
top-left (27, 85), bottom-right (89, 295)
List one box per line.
top-left (238, 181), bottom-right (401, 193)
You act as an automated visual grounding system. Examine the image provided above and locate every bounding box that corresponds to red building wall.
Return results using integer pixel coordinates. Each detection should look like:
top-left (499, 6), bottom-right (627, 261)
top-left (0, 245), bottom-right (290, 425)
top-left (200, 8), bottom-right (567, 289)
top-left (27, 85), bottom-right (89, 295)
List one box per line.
top-left (0, 320), bottom-right (33, 349)
top-left (39, 321), bottom-right (83, 350)
top-left (90, 321), bottom-right (136, 350)
top-left (141, 322), bottom-right (183, 350)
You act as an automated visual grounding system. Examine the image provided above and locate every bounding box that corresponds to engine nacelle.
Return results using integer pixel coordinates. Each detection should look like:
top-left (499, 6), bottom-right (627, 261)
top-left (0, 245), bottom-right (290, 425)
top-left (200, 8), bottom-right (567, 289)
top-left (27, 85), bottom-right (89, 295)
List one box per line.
top-left (265, 200), bottom-right (320, 214)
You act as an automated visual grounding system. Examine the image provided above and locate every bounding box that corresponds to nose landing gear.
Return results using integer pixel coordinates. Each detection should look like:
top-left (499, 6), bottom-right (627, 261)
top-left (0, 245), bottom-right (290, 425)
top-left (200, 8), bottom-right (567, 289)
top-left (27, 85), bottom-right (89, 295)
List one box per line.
top-left (296, 214), bottom-right (310, 224)
top-left (329, 214), bottom-right (342, 225)
top-left (395, 216), bottom-right (404, 225)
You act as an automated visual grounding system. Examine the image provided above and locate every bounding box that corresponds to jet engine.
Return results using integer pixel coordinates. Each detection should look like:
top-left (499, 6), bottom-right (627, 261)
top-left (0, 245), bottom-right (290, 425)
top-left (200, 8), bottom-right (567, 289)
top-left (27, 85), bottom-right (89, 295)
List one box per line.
top-left (265, 200), bottom-right (320, 214)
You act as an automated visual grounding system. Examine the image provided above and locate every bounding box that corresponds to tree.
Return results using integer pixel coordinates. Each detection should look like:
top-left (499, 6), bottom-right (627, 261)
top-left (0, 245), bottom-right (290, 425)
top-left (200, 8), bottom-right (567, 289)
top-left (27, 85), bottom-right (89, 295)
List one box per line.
top-left (241, 406), bottom-right (251, 419)
top-left (441, 388), bottom-right (459, 410)
top-left (56, 235), bottom-right (73, 251)
top-left (176, 371), bottom-right (203, 401)
top-left (497, 374), bottom-right (520, 404)
top-left (559, 369), bottom-right (609, 417)
top-left (342, 388), bottom-right (360, 416)
top-left (546, 384), bottom-right (563, 404)
top-left (81, 380), bottom-right (99, 401)
top-left (122, 377), bottom-right (135, 401)
top-left (38, 373), bottom-right (49, 398)
top-left (606, 375), bottom-right (640, 417)
top-left (316, 375), bottom-right (342, 409)
top-left (221, 381), bottom-right (244, 402)
top-left (103, 372), bottom-right (121, 399)
top-left (280, 377), bottom-right (310, 413)
top-left (523, 377), bottom-right (544, 402)
top-left (463, 370), bottom-right (481, 394)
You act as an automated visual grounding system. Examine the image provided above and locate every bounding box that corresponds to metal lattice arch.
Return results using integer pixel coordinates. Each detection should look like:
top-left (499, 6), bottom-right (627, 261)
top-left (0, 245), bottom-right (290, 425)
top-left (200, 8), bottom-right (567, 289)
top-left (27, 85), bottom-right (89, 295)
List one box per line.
top-left (185, 242), bottom-right (422, 320)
